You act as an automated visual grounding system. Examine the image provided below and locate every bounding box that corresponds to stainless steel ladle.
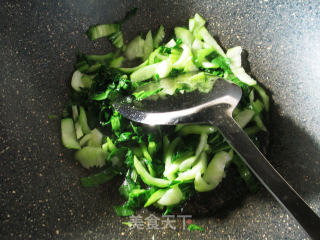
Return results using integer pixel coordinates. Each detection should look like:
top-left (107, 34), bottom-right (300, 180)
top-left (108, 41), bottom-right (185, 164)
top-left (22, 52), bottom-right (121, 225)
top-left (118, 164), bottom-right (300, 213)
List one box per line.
top-left (114, 78), bottom-right (320, 239)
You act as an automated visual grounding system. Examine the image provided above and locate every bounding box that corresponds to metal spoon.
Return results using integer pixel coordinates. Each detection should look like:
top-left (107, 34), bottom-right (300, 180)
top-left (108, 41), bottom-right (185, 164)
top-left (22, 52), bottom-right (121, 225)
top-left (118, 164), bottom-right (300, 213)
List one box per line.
top-left (113, 78), bottom-right (320, 239)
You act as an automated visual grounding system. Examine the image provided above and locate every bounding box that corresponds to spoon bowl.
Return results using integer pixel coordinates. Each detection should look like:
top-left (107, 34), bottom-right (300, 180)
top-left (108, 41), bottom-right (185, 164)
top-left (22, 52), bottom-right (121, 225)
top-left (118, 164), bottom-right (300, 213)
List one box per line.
top-left (113, 78), bottom-right (241, 125)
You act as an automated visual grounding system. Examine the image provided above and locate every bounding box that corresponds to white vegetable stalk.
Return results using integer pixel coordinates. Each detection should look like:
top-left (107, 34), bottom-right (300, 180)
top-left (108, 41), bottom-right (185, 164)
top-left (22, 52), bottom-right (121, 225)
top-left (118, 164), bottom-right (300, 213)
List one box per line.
top-left (195, 150), bottom-right (233, 192)
top-left (227, 46), bottom-right (257, 86)
top-left (157, 185), bottom-right (183, 206)
top-left (176, 152), bottom-right (207, 181)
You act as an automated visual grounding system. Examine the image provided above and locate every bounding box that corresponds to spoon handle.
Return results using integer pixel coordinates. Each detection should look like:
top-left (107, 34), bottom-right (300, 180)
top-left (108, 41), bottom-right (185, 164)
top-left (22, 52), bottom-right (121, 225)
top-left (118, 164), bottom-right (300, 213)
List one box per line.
top-left (214, 115), bottom-right (320, 240)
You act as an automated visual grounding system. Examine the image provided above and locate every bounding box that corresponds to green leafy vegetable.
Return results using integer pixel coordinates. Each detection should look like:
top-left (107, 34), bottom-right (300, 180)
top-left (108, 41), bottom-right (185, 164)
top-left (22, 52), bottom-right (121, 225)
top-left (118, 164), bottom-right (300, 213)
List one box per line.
top-left (86, 8), bottom-right (137, 49)
top-left (114, 205), bottom-right (135, 217)
top-left (133, 88), bottom-right (163, 101)
top-left (153, 25), bottom-right (165, 48)
top-left (61, 13), bottom-right (269, 217)
top-left (188, 224), bottom-right (204, 232)
top-left (122, 221), bottom-right (133, 227)
top-left (86, 24), bottom-right (120, 41)
top-left (232, 155), bottom-right (259, 193)
top-left (81, 168), bottom-right (118, 187)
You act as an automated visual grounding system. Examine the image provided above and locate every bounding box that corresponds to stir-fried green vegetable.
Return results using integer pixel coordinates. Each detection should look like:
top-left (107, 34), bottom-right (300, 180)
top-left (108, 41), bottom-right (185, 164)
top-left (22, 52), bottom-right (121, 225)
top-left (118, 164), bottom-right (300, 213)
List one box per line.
top-left (188, 223), bottom-right (204, 232)
top-left (60, 12), bottom-right (269, 216)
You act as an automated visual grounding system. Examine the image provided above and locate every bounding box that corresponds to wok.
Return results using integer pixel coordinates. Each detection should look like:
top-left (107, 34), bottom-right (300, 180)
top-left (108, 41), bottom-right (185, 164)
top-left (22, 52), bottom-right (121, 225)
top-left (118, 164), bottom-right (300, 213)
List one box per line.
top-left (1, 0), bottom-right (319, 239)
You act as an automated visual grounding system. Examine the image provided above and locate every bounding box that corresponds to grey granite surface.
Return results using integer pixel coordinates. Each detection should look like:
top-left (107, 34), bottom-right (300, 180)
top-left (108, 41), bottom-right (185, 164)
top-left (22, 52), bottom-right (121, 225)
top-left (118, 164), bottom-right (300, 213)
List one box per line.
top-left (0, 0), bottom-right (319, 239)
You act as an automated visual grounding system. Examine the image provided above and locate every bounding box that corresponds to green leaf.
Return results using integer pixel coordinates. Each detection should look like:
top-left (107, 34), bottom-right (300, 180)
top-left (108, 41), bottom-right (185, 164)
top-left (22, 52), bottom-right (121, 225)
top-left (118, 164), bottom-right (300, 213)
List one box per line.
top-left (123, 148), bottom-right (133, 165)
top-left (86, 24), bottom-right (120, 40)
top-left (119, 176), bottom-right (138, 199)
top-left (159, 46), bottom-right (172, 55)
top-left (211, 56), bottom-right (230, 71)
top-left (168, 68), bottom-right (184, 78)
top-left (110, 111), bottom-right (122, 132)
top-left (108, 31), bottom-right (124, 49)
top-left (118, 132), bottom-right (133, 142)
top-left (251, 99), bottom-right (264, 114)
top-left (122, 221), bottom-right (133, 227)
top-left (92, 89), bottom-right (111, 101)
top-left (188, 224), bottom-right (204, 231)
top-left (133, 88), bottom-right (163, 101)
top-left (232, 155), bottom-right (259, 193)
top-left (114, 205), bottom-right (135, 217)
top-left (80, 168), bottom-right (118, 187)
top-left (108, 147), bottom-right (128, 162)
top-left (153, 25), bottom-right (165, 48)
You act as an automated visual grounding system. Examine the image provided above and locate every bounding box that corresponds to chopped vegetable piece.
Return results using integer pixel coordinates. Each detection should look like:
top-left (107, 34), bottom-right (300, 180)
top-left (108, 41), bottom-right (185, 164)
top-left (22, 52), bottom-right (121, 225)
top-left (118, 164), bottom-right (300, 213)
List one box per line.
top-left (79, 133), bottom-right (92, 146)
top-left (133, 156), bottom-right (170, 188)
top-left (188, 223), bottom-right (204, 231)
top-left (86, 53), bottom-right (114, 63)
top-left (157, 185), bottom-right (183, 206)
top-left (75, 121), bottom-right (84, 139)
top-left (189, 13), bottom-right (206, 33)
top-left (153, 25), bottom-right (165, 48)
top-left (61, 118), bottom-right (81, 150)
top-left (109, 31), bottom-right (124, 49)
top-left (143, 30), bottom-right (153, 60)
top-left (110, 56), bottom-right (124, 68)
top-left (144, 189), bottom-right (167, 207)
top-left (197, 26), bottom-right (226, 56)
top-left (122, 221), bottom-right (133, 227)
top-left (119, 60), bottom-right (148, 73)
top-left (232, 155), bottom-right (259, 193)
top-left (254, 114), bottom-right (267, 131)
top-left (174, 27), bottom-right (194, 47)
top-left (176, 152), bottom-right (207, 181)
top-left (81, 168), bottom-right (118, 187)
top-left (163, 137), bottom-right (181, 179)
top-left (71, 70), bottom-right (84, 92)
top-left (75, 146), bottom-right (107, 169)
top-left (72, 105), bottom-right (79, 121)
top-left (254, 84), bottom-right (270, 111)
top-left (87, 128), bottom-right (103, 147)
top-left (133, 88), bottom-right (163, 101)
top-left (227, 47), bottom-right (257, 86)
top-left (178, 125), bottom-right (215, 135)
top-left (173, 44), bottom-right (193, 69)
top-left (203, 151), bottom-right (233, 188)
top-left (87, 24), bottom-right (120, 40)
top-left (125, 36), bottom-right (145, 60)
top-left (114, 205), bottom-right (135, 217)
top-left (156, 60), bottom-right (172, 78)
top-left (78, 106), bottom-right (91, 134)
top-left (130, 63), bottom-right (159, 82)
top-left (234, 109), bottom-right (255, 128)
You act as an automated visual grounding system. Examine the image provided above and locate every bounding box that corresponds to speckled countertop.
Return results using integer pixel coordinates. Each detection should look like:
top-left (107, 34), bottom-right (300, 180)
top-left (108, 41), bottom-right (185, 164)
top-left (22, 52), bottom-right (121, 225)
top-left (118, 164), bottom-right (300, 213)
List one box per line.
top-left (0, 0), bottom-right (319, 239)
